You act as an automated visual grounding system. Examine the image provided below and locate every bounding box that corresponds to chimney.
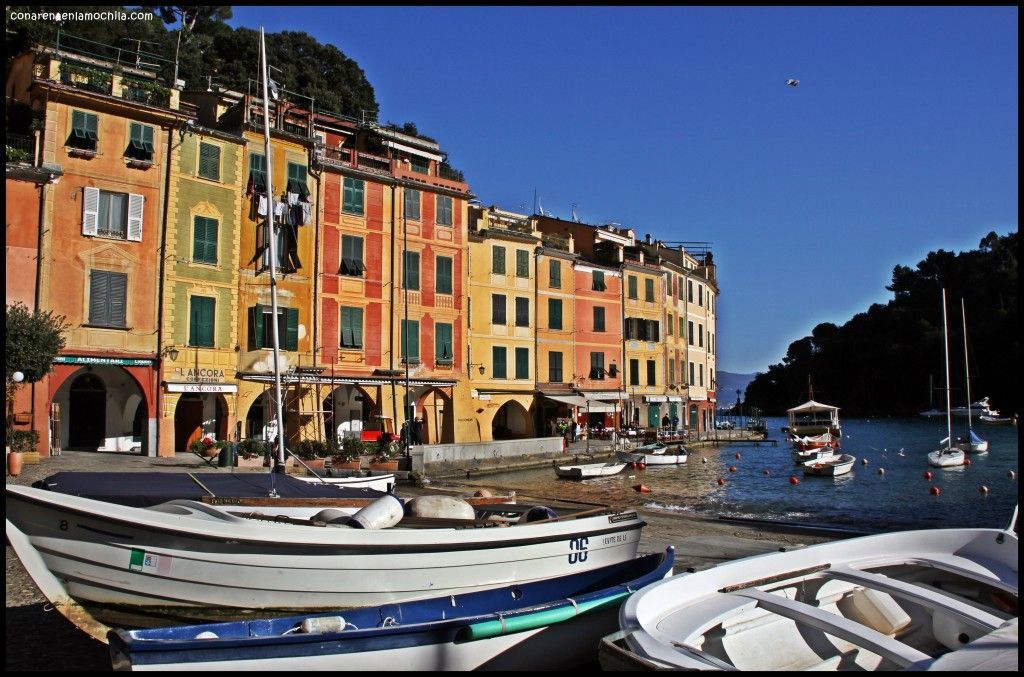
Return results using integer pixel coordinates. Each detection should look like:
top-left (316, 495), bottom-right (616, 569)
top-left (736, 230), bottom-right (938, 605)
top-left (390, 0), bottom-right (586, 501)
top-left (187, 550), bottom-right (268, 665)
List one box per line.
top-left (644, 233), bottom-right (652, 245)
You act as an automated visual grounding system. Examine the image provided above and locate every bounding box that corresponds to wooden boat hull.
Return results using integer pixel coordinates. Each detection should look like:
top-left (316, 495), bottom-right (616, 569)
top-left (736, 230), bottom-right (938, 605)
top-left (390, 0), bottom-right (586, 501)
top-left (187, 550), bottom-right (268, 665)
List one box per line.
top-left (802, 454), bottom-right (856, 477)
top-left (5, 485), bottom-right (645, 641)
top-left (607, 526), bottom-right (1018, 671)
top-left (107, 548), bottom-right (675, 671)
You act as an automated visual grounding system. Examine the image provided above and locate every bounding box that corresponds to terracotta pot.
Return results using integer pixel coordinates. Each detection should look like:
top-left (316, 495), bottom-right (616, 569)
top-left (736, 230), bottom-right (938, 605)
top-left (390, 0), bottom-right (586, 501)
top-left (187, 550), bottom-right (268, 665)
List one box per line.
top-left (369, 459), bottom-right (399, 471)
top-left (235, 455), bottom-right (263, 468)
top-left (301, 458), bottom-right (326, 469)
top-left (8, 451), bottom-right (24, 477)
top-left (332, 459), bottom-right (362, 470)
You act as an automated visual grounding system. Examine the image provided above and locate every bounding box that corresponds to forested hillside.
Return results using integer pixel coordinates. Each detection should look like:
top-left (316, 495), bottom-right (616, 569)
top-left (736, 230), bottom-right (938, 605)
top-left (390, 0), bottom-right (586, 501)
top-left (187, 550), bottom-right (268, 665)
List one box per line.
top-left (745, 231), bottom-right (1017, 417)
top-left (6, 5), bottom-right (379, 120)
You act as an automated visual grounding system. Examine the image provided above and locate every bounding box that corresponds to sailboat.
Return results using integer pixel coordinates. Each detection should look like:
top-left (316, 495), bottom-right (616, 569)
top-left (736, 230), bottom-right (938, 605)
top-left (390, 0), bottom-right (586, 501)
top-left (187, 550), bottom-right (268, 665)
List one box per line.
top-left (927, 290), bottom-right (966, 469)
top-left (955, 299), bottom-right (988, 453)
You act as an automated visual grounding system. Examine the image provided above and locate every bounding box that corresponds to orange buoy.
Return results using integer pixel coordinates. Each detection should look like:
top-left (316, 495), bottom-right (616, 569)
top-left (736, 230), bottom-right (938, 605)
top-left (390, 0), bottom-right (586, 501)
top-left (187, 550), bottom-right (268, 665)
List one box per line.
top-left (717, 478), bottom-right (725, 486)
top-left (923, 471), bottom-right (933, 481)
top-left (789, 475), bottom-right (800, 485)
top-left (929, 486), bottom-right (941, 496)
top-left (629, 462), bottom-right (636, 469)
top-left (735, 452), bottom-right (742, 460)
top-left (633, 484), bottom-right (651, 493)
top-left (638, 462), bottom-right (646, 469)
top-left (763, 469), bottom-right (770, 476)
top-left (963, 458), bottom-right (971, 467)
top-left (979, 485), bottom-right (990, 494)
top-left (729, 466), bottom-right (737, 473)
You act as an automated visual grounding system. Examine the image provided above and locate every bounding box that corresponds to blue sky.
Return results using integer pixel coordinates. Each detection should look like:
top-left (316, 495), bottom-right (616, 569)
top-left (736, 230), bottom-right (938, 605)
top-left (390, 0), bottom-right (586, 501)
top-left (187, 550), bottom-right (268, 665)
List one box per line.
top-left (227, 6), bottom-right (1018, 374)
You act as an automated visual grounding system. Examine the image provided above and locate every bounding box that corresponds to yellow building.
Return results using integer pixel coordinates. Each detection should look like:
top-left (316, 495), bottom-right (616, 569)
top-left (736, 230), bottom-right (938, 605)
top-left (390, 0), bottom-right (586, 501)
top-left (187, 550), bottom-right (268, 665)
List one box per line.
top-left (622, 244), bottom-right (671, 429)
top-left (534, 231), bottom-right (578, 433)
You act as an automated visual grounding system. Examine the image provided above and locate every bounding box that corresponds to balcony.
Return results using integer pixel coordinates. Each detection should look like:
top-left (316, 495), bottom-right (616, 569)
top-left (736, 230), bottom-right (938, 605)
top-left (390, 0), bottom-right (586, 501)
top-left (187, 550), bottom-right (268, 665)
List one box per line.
top-left (5, 133), bottom-right (35, 164)
top-left (59, 62), bottom-right (113, 95)
top-left (120, 77), bottom-right (170, 107)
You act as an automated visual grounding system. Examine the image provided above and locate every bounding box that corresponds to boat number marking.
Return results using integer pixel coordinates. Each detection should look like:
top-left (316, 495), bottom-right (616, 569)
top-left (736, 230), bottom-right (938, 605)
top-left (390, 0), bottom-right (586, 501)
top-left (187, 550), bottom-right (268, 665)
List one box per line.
top-left (59, 520), bottom-right (68, 531)
top-left (602, 534), bottom-right (627, 545)
top-left (568, 537), bottom-right (589, 564)
top-left (129, 549), bottom-right (172, 574)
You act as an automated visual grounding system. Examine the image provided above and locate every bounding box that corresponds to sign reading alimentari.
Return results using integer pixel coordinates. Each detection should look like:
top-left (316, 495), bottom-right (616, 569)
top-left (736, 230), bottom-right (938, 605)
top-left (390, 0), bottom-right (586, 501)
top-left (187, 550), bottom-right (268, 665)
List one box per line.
top-left (55, 356), bottom-right (154, 366)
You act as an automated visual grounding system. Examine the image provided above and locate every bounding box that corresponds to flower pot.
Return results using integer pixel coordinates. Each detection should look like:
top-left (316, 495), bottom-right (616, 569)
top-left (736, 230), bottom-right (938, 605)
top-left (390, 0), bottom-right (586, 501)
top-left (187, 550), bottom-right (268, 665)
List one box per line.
top-left (369, 459), bottom-right (399, 471)
top-left (332, 459), bottom-right (362, 470)
top-left (8, 451), bottom-right (24, 477)
top-left (301, 458), bottom-right (326, 470)
top-left (235, 455), bottom-right (263, 469)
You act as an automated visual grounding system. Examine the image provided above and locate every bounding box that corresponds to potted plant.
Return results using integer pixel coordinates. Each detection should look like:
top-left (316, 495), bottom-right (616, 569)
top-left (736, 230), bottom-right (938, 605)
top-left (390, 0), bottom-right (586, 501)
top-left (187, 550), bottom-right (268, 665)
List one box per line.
top-left (235, 438), bottom-right (266, 468)
top-left (189, 436), bottom-right (221, 459)
top-left (368, 445), bottom-right (399, 471)
top-left (331, 437), bottom-right (364, 470)
top-left (7, 429), bottom-right (37, 477)
top-left (294, 439), bottom-right (328, 470)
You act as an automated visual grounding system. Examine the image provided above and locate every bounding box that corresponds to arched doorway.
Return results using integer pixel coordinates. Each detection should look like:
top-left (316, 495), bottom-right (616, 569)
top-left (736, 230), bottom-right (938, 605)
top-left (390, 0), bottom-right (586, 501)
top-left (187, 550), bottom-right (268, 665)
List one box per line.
top-left (491, 400), bottom-right (532, 440)
top-left (68, 373), bottom-right (105, 449)
top-left (324, 385), bottom-right (373, 443)
top-left (415, 388), bottom-right (454, 444)
top-left (174, 394), bottom-right (227, 452)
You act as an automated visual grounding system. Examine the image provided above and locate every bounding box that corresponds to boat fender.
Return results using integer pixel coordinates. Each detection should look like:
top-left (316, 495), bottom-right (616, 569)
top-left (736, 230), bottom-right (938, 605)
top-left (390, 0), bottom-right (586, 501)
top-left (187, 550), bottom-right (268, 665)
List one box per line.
top-left (522, 506), bottom-right (557, 522)
top-left (405, 495), bottom-right (476, 520)
top-left (350, 494), bottom-right (405, 529)
top-left (299, 616), bottom-right (350, 634)
top-left (195, 631), bottom-right (219, 640)
top-left (310, 508), bottom-right (356, 526)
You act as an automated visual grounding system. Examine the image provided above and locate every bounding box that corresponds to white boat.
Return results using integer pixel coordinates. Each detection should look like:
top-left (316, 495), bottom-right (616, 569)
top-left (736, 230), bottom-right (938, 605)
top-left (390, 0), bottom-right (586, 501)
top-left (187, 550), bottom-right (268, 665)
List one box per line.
top-left (980, 413), bottom-right (1015, 425)
top-left (791, 432), bottom-right (837, 452)
top-left (632, 442), bottom-right (668, 455)
top-left (950, 397), bottom-right (996, 417)
top-left (616, 449), bottom-right (688, 466)
top-left (600, 514), bottom-right (1019, 671)
top-left (955, 299), bottom-right (988, 453)
top-left (106, 547), bottom-right (675, 671)
top-left (554, 461), bottom-right (627, 480)
top-left (802, 453), bottom-right (856, 477)
top-left (5, 485), bottom-right (646, 642)
top-left (294, 473), bottom-right (396, 493)
top-left (792, 446), bottom-right (836, 463)
top-left (786, 400), bottom-right (842, 448)
top-left (927, 290), bottom-right (965, 470)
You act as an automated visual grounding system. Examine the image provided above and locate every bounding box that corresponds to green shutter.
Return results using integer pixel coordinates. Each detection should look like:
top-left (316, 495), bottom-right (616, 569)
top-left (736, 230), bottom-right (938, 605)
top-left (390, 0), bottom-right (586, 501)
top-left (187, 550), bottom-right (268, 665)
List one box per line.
top-left (645, 278), bottom-right (654, 301)
top-left (515, 347), bottom-right (529, 379)
top-left (343, 177), bottom-right (364, 215)
top-left (549, 260), bottom-right (560, 288)
top-left (199, 143), bottom-right (220, 180)
top-left (549, 298), bottom-right (562, 330)
top-left (516, 250), bottom-right (529, 278)
top-left (435, 323), bottom-right (452, 361)
top-left (193, 216), bottom-right (218, 264)
top-left (249, 153), bottom-right (266, 190)
top-left (405, 189), bottom-right (420, 220)
top-left (249, 305), bottom-right (264, 349)
top-left (436, 256), bottom-right (452, 294)
top-left (493, 346), bottom-right (507, 379)
top-left (628, 276), bottom-right (637, 299)
top-left (492, 246), bottom-right (505, 274)
top-left (285, 308), bottom-right (299, 351)
top-left (190, 296), bottom-right (215, 347)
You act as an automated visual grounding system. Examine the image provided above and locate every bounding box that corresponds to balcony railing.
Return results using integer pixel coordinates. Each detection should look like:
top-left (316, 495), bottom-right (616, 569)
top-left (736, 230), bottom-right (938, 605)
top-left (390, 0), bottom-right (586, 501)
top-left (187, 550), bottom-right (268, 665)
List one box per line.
top-left (5, 133), bottom-right (35, 164)
top-left (121, 77), bottom-right (170, 107)
top-left (59, 63), bottom-right (112, 95)
top-left (438, 163), bottom-right (464, 182)
top-left (356, 152), bottom-right (390, 173)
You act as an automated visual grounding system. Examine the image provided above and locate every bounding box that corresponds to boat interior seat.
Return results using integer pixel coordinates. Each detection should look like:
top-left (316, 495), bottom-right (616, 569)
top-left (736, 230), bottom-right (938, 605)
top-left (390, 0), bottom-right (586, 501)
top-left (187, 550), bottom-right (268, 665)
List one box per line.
top-left (836, 587), bottom-right (912, 636)
top-left (146, 500), bottom-right (245, 522)
top-left (917, 554), bottom-right (1018, 594)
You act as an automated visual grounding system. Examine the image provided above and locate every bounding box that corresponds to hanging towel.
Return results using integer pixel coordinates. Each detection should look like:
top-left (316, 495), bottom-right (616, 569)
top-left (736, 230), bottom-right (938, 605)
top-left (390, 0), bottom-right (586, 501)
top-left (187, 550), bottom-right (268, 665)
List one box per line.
top-left (301, 202), bottom-right (312, 226)
top-left (287, 191), bottom-right (299, 206)
top-left (257, 195), bottom-right (268, 216)
top-left (274, 201), bottom-right (287, 218)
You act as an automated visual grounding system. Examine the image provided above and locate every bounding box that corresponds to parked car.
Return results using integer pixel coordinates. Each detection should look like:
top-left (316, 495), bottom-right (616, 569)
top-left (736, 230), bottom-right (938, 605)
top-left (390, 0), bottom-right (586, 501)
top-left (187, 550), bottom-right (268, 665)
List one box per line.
top-left (715, 420), bottom-right (735, 430)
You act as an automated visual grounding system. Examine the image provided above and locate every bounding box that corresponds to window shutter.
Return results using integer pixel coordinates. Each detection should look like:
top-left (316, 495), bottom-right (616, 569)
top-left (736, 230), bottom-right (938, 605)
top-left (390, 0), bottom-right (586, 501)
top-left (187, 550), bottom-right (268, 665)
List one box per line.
top-left (285, 308), bottom-right (299, 351)
top-left (108, 272), bottom-right (127, 326)
top-left (126, 193), bottom-right (144, 241)
top-left (249, 305), bottom-right (264, 349)
top-left (89, 271), bottom-right (108, 325)
top-left (352, 308), bottom-right (362, 348)
top-left (82, 187), bottom-right (100, 235)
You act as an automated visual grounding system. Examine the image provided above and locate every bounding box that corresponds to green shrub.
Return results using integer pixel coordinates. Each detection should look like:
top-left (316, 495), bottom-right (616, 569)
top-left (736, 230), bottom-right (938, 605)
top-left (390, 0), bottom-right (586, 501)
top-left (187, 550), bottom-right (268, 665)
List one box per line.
top-left (8, 429), bottom-right (39, 453)
top-left (294, 439), bottom-right (327, 460)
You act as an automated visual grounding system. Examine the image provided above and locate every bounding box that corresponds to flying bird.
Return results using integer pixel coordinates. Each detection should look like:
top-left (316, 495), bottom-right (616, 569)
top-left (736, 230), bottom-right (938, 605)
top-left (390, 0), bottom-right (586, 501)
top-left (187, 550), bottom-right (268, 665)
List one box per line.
top-left (786, 79), bottom-right (800, 87)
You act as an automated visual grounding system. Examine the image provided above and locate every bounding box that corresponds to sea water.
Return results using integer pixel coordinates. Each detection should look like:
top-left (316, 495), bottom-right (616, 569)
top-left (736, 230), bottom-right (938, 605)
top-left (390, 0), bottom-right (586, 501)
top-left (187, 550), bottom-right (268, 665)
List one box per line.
top-left (460, 417), bottom-right (1019, 532)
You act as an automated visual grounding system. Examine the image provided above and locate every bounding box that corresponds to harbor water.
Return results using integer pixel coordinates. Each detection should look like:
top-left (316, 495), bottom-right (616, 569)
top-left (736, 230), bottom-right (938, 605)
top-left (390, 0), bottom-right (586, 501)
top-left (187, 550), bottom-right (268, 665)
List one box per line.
top-left (459, 417), bottom-right (1019, 532)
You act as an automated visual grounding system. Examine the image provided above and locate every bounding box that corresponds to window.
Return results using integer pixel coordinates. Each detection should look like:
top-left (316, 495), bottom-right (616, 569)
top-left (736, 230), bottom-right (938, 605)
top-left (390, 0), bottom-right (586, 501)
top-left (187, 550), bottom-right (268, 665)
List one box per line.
top-left (192, 216), bottom-right (218, 264)
top-left (126, 122), bottom-right (154, 161)
top-left (340, 235), bottom-right (366, 276)
top-left (688, 321), bottom-right (694, 345)
top-left (436, 195), bottom-right (453, 226)
top-left (68, 110), bottom-right (98, 151)
top-left (198, 142), bottom-right (220, 181)
top-left (698, 284), bottom-right (704, 307)
top-left (257, 220), bottom-right (287, 271)
top-left (629, 358), bottom-right (640, 386)
top-left (699, 323), bottom-right (704, 347)
top-left (679, 316), bottom-right (685, 337)
top-left (340, 307), bottom-right (363, 348)
top-left (592, 270), bottom-right (606, 291)
top-left (515, 297), bottom-right (529, 327)
top-left (189, 296), bottom-right (215, 347)
top-left (287, 162), bottom-right (309, 200)
top-left (435, 255), bottom-right (453, 294)
top-left (342, 177), bottom-right (364, 215)
top-left (667, 314), bottom-right (674, 336)
top-left (402, 251), bottom-right (420, 290)
top-left (248, 153), bottom-right (267, 193)
top-left (589, 352), bottom-right (605, 380)
top-left (593, 306), bottom-right (605, 332)
top-left (687, 280), bottom-right (694, 303)
top-left (515, 347), bottom-right (529, 379)
top-left (404, 188), bottom-right (420, 220)
top-left (492, 346), bottom-right (507, 379)
top-left (668, 359), bottom-right (675, 384)
top-left (400, 319), bottom-right (420, 363)
top-left (548, 298), bottom-right (562, 330)
top-left (699, 363), bottom-right (704, 387)
top-left (435, 322), bottom-right (453, 363)
top-left (677, 274), bottom-right (684, 300)
top-left (81, 187), bottom-right (144, 241)
top-left (647, 360), bottom-right (656, 386)
top-left (88, 270), bottom-right (127, 327)
top-left (492, 245), bottom-right (506, 274)
top-left (491, 294), bottom-right (506, 325)
top-left (248, 305), bottom-right (298, 350)
top-left (549, 259), bottom-right (561, 288)
top-left (410, 156), bottom-right (429, 174)
top-left (515, 249), bottom-right (529, 278)
top-left (628, 275), bottom-right (638, 300)
top-left (645, 278), bottom-right (654, 302)
top-left (689, 361), bottom-right (695, 385)
top-left (549, 351), bottom-right (563, 382)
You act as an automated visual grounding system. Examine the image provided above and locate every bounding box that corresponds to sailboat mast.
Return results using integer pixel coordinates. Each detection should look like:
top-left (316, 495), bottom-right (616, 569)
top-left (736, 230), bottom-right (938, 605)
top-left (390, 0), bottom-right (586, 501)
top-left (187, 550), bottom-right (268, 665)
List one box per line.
top-left (961, 298), bottom-right (972, 432)
top-left (942, 289), bottom-right (952, 452)
top-left (260, 27), bottom-right (288, 473)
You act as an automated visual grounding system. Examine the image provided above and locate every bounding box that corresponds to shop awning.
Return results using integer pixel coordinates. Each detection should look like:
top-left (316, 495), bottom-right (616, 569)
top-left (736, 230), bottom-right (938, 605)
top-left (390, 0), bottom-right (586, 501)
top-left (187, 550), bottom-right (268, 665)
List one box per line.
top-left (583, 391), bottom-right (628, 401)
top-left (667, 396), bottom-right (683, 402)
top-left (585, 402), bottom-right (617, 413)
top-left (644, 395), bottom-right (668, 403)
top-left (543, 394), bottom-right (589, 407)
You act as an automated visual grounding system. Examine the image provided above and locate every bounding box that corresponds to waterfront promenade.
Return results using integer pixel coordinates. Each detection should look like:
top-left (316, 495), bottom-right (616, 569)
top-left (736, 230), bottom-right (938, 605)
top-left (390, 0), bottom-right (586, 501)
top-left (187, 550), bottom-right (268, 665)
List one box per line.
top-left (6, 447), bottom-right (832, 671)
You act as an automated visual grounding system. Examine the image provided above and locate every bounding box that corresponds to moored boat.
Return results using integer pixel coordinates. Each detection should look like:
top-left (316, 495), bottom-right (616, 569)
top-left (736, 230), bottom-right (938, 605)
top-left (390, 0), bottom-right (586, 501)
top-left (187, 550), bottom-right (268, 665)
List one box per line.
top-left (107, 547), bottom-right (675, 671)
top-left (786, 400), bottom-right (842, 450)
top-left (927, 290), bottom-right (966, 470)
top-left (554, 461), bottom-right (627, 480)
top-left (5, 485), bottom-right (646, 642)
top-left (802, 453), bottom-right (856, 477)
top-left (600, 517), bottom-right (1019, 671)
top-left (792, 446), bottom-right (836, 463)
top-left (617, 448), bottom-right (688, 466)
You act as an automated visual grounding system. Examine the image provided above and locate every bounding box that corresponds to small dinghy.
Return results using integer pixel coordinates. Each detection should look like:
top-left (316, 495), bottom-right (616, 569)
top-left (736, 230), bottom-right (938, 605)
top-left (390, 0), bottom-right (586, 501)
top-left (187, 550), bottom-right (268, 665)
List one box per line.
top-left (554, 461), bottom-right (627, 480)
top-left (802, 453), bottom-right (856, 477)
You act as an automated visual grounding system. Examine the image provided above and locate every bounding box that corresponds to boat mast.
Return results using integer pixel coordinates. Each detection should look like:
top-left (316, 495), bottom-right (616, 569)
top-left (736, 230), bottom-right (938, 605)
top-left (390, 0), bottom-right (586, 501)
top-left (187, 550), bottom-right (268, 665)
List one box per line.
top-left (260, 27), bottom-right (288, 479)
top-left (961, 298), bottom-right (973, 436)
top-left (941, 289), bottom-right (952, 452)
